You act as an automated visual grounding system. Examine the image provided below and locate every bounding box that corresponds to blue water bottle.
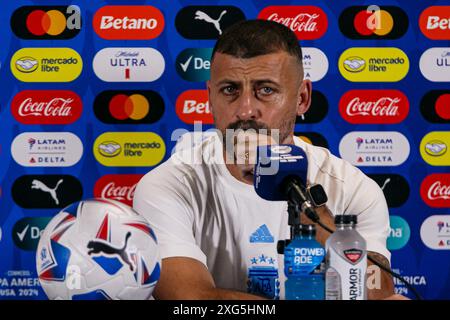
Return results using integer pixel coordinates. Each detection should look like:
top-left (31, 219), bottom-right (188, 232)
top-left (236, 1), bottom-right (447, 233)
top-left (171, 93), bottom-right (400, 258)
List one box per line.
top-left (283, 224), bottom-right (326, 300)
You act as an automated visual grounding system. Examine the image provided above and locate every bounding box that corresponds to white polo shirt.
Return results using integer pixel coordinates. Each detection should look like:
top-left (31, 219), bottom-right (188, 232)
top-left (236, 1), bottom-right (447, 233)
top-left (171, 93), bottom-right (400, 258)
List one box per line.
top-left (133, 133), bottom-right (391, 300)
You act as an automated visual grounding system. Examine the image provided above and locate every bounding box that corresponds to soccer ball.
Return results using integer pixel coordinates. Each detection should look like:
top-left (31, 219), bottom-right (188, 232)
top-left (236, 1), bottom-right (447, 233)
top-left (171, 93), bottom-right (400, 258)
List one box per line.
top-left (36, 198), bottom-right (160, 300)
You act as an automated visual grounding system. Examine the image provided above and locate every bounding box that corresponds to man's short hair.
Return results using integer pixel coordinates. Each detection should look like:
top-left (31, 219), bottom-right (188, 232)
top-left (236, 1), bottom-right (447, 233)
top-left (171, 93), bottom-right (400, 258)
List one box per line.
top-left (211, 19), bottom-right (303, 67)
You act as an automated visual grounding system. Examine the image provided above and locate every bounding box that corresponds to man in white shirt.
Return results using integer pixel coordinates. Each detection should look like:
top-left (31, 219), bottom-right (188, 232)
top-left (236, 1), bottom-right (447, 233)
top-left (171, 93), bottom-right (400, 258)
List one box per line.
top-left (133, 20), bottom-right (402, 300)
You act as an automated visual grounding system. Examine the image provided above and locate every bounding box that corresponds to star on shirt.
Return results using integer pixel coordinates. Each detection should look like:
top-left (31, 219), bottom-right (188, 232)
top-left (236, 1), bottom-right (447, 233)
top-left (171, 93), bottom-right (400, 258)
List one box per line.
top-left (259, 254), bottom-right (267, 263)
top-left (251, 257), bottom-right (258, 264)
top-left (268, 257), bottom-right (275, 264)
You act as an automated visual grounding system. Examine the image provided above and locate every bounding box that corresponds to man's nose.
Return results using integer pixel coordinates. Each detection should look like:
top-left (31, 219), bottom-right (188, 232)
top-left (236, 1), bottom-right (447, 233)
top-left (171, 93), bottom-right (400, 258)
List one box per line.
top-left (236, 89), bottom-right (261, 121)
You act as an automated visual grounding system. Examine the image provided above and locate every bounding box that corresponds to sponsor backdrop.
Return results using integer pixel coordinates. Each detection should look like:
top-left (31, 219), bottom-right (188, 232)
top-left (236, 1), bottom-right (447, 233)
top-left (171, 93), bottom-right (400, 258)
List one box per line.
top-left (0, 0), bottom-right (449, 299)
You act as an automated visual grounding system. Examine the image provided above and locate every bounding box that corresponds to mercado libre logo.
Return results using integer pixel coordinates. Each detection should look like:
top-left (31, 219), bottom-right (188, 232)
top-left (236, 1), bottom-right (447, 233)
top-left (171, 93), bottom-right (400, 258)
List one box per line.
top-left (339, 47), bottom-right (409, 82)
top-left (420, 132), bottom-right (450, 166)
top-left (93, 5), bottom-right (164, 40)
top-left (93, 132), bottom-right (165, 167)
top-left (93, 47), bottom-right (165, 82)
top-left (94, 90), bottom-right (164, 124)
top-left (339, 6), bottom-right (408, 39)
top-left (339, 131), bottom-right (410, 167)
top-left (11, 48), bottom-right (82, 82)
top-left (11, 132), bottom-right (83, 167)
top-left (11, 5), bottom-right (81, 40)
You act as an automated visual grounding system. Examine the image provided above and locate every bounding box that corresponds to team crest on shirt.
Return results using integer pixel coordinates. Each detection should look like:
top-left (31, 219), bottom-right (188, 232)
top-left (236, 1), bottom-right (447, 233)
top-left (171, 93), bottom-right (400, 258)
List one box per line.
top-left (247, 254), bottom-right (280, 299)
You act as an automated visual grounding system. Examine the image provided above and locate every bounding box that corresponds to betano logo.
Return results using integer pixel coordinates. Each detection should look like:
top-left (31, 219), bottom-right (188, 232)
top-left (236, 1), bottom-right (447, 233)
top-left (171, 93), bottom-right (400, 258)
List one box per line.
top-left (339, 47), bottom-right (409, 82)
top-left (339, 5), bottom-right (408, 39)
top-left (420, 132), bottom-right (450, 165)
top-left (93, 132), bottom-right (165, 167)
top-left (11, 5), bottom-right (81, 39)
top-left (11, 48), bottom-right (82, 82)
top-left (419, 6), bottom-right (450, 40)
top-left (419, 48), bottom-right (450, 82)
top-left (176, 90), bottom-right (213, 124)
top-left (93, 5), bottom-right (164, 40)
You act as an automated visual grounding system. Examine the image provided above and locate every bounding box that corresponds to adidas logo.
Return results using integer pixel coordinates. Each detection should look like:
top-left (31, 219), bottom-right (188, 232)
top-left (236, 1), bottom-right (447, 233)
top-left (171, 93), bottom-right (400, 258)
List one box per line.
top-left (250, 224), bottom-right (274, 243)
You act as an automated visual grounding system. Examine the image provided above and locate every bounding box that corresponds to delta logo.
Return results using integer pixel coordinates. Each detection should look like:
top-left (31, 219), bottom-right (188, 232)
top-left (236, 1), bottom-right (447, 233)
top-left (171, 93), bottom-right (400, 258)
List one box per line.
top-left (421, 174), bottom-right (450, 208)
top-left (93, 47), bottom-right (165, 82)
top-left (93, 132), bottom-right (165, 167)
top-left (339, 6), bottom-right (408, 39)
top-left (93, 5), bottom-right (164, 40)
top-left (11, 90), bottom-right (82, 125)
top-left (420, 215), bottom-right (450, 250)
top-left (419, 48), bottom-right (450, 82)
top-left (419, 6), bottom-right (450, 40)
top-left (11, 132), bottom-right (83, 167)
top-left (94, 174), bottom-right (144, 206)
top-left (258, 6), bottom-right (327, 40)
top-left (176, 90), bottom-right (213, 124)
top-left (11, 48), bottom-right (82, 82)
top-left (421, 90), bottom-right (450, 123)
top-left (11, 5), bottom-right (81, 40)
top-left (339, 89), bottom-right (409, 124)
top-left (339, 131), bottom-right (410, 166)
top-left (94, 90), bottom-right (164, 124)
top-left (339, 47), bottom-right (409, 82)
top-left (420, 132), bottom-right (450, 166)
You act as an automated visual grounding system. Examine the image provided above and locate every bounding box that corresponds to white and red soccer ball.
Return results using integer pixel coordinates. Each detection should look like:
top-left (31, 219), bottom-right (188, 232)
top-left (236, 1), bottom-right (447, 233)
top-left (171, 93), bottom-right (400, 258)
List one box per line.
top-left (36, 198), bottom-right (160, 300)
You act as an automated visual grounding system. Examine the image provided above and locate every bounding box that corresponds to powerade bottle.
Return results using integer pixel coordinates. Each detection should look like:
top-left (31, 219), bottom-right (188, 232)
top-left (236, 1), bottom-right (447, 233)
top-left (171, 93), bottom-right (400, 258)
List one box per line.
top-left (284, 224), bottom-right (326, 300)
top-left (325, 215), bottom-right (367, 300)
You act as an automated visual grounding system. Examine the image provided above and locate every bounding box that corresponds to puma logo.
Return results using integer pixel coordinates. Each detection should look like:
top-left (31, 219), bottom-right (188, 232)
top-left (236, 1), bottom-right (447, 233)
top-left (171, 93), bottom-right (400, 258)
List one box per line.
top-left (31, 179), bottom-right (63, 205)
top-left (87, 232), bottom-right (134, 271)
top-left (194, 10), bottom-right (227, 35)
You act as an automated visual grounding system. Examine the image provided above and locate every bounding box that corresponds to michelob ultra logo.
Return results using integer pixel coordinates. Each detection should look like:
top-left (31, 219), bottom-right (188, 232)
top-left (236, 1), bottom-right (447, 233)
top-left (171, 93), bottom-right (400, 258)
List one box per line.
top-left (420, 132), bottom-right (450, 166)
top-left (11, 48), bottom-right (82, 82)
top-left (338, 47), bottom-right (409, 82)
top-left (93, 132), bottom-right (165, 167)
top-left (339, 131), bottom-right (410, 166)
top-left (419, 48), bottom-right (450, 82)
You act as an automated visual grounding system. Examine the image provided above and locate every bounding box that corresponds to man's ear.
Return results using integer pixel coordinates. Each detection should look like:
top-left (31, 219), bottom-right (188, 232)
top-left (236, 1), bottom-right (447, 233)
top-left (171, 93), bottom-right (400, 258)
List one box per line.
top-left (296, 79), bottom-right (312, 116)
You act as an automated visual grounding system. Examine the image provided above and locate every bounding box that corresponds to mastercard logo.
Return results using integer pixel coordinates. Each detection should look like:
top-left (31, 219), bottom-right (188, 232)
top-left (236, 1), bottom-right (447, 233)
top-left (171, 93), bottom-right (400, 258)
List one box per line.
top-left (11, 6), bottom-right (81, 40)
top-left (339, 6), bottom-right (408, 39)
top-left (421, 90), bottom-right (450, 124)
top-left (94, 90), bottom-right (164, 124)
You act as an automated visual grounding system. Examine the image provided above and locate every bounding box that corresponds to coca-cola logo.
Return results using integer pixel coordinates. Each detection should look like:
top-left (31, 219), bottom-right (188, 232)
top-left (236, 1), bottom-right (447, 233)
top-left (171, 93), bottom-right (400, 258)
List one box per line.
top-left (258, 6), bottom-right (328, 40)
top-left (421, 174), bottom-right (450, 208)
top-left (176, 90), bottom-right (213, 124)
top-left (339, 90), bottom-right (409, 124)
top-left (94, 174), bottom-right (144, 206)
top-left (12, 90), bottom-right (82, 125)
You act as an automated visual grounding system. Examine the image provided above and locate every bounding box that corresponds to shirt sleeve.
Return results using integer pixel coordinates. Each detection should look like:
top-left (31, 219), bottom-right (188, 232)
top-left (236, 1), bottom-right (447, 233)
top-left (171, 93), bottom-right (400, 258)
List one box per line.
top-left (132, 165), bottom-right (207, 267)
top-left (343, 168), bottom-right (391, 264)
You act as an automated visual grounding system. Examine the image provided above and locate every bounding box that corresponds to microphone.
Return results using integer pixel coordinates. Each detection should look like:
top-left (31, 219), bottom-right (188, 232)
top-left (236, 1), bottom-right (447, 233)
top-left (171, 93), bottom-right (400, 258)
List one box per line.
top-left (253, 144), bottom-right (321, 222)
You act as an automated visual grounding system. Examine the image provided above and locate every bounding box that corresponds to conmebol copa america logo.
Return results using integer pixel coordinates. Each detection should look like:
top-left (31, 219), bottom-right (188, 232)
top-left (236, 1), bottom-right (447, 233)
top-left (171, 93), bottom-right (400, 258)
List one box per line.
top-left (11, 132), bottom-right (83, 167)
top-left (93, 47), bottom-right (165, 82)
top-left (419, 48), bottom-right (450, 82)
top-left (339, 131), bottom-right (410, 166)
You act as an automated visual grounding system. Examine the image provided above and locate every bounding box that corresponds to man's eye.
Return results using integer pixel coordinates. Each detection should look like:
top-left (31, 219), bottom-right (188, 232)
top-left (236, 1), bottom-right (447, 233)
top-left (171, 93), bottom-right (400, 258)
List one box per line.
top-left (222, 86), bottom-right (237, 95)
top-left (258, 87), bottom-right (274, 95)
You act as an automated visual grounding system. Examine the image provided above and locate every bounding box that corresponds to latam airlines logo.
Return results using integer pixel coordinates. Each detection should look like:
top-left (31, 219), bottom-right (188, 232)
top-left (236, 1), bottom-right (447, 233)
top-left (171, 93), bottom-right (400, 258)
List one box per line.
top-left (419, 48), bottom-right (450, 82)
top-left (176, 48), bottom-right (212, 82)
top-left (176, 6), bottom-right (245, 39)
top-left (339, 90), bottom-right (409, 124)
top-left (176, 90), bottom-right (213, 124)
top-left (11, 90), bottom-right (82, 125)
top-left (420, 132), bottom-right (450, 166)
top-left (11, 5), bottom-right (81, 40)
top-left (11, 132), bottom-right (83, 167)
top-left (93, 5), bottom-right (164, 40)
top-left (302, 48), bottom-right (328, 82)
top-left (421, 174), bottom-right (450, 208)
top-left (94, 90), bottom-right (164, 124)
top-left (339, 6), bottom-right (408, 39)
top-left (93, 132), bottom-right (165, 167)
top-left (339, 131), bottom-right (410, 166)
top-left (419, 6), bottom-right (450, 40)
top-left (420, 215), bottom-right (450, 250)
top-left (258, 6), bottom-right (328, 40)
top-left (339, 47), bottom-right (409, 82)
top-left (11, 48), bottom-right (82, 82)
top-left (94, 174), bottom-right (144, 207)
top-left (93, 48), bottom-right (165, 82)
top-left (421, 90), bottom-right (450, 123)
